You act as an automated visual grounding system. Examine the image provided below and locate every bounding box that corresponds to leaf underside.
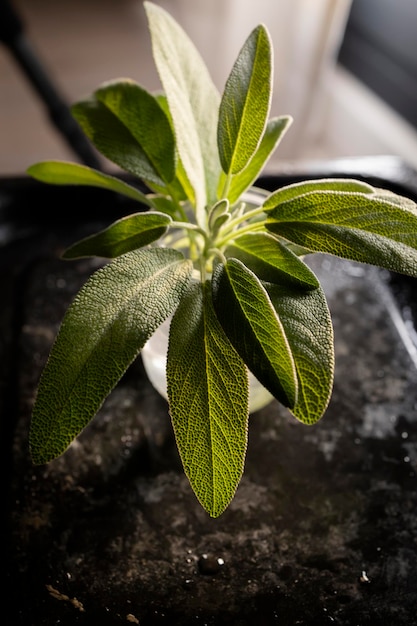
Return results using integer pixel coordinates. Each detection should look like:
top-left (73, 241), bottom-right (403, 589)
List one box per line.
top-left (167, 281), bottom-right (249, 518)
top-left (266, 281), bottom-right (334, 424)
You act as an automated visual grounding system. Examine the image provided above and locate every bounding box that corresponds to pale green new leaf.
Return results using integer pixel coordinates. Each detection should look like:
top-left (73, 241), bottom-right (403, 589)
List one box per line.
top-left (225, 232), bottom-right (319, 289)
top-left (63, 211), bottom-right (171, 259)
top-left (94, 80), bottom-right (176, 185)
top-left (218, 116), bottom-right (292, 203)
top-left (266, 190), bottom-right (417, 277)
top-left (263, 178), bottom-right (375, 210)
top-left (27, 161), bottom-right (153, 206)
top-left (212, 259), bottom-right (298, 408)
top-left (72, 97), bottom-right (165, 187)
top-left (167, 282), bottom-right (249, 518)
top-left (145, 1), bottom-right (221, 216)
top-left (30, 248), bottom-right (193, 465)
top-left (265, 281), bottom-right (334, 424)
top-left (218, 24), bottom-right (272, 175)
top-left (153, 93), bottom-right (193, 203)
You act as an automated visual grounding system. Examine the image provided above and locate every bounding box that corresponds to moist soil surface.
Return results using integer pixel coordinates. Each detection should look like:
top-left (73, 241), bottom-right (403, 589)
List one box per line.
top-left (2, 179), bottom-right (417, 625)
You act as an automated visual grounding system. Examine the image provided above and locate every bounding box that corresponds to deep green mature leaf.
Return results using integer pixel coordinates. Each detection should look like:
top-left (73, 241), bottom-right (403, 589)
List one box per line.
top-left (266, 190), bottom-right (417, 276)
top-left (218, 24), bottom-right (272, 175)
top-left (94, 80), bottom-right (176, 185)
top-left (265, 282), bottom-right (334, 424)
top-left (225, 232), bottom-right (319, 288)
top-left (72, 97), bottom-right (166, 187)
top-left (218, 116), bottom-right (292, 203)
top-left (145, 1), bottom-right (221, 215)
top-left (167, 281), bottom-right (249, 518)
top-left (212, 259), bottom-right (298, 408)
top-left (263, 178), bottom-right (375, 210)
top-left (63, 211), bottom-right (172, 259)
top-left (30, 248), bottom-right (193, 465)
top-left (27, 161), bottom-right (153, 205)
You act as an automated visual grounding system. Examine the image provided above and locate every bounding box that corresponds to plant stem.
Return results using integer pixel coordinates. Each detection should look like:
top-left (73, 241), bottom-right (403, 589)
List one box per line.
top-left (225, 204), bottom-right (266, 232)
top-left (216, 221), bottom-right (266, 249)
top-left (220, 173), bottom-right (232, 200)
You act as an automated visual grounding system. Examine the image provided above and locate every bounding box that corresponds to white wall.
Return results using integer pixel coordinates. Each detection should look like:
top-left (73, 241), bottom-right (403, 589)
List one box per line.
top-left (155, 0), bottom-right (353, 158)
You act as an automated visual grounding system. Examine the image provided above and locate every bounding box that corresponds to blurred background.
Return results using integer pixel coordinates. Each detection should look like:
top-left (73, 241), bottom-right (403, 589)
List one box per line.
top-left (1, 0), bottom-right (417, 176)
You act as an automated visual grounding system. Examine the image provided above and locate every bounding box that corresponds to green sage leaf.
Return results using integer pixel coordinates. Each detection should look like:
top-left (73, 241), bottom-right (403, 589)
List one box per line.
top-left (152, 93), bottom-right (191, 203)
top-left (218, 116), bottom-right (292, 203)
top-left (30, 248), bottom-right (193, 465)
top-left (94, 79), bottom-right (177, 185)
top-left (72, 96), bottom-right (165, 187)
top-left (27, 161), bottom-right (153, 206)
top-left (212, 259), bottom-right (298, 408)
top-left (145, 1), bottom-right (221, 215)
top-left (265, 282), bottom-right (334, 424)
top-left (167, 281), bottom-right (249, 518)
top-left (266, 190), bottom-right (417, 277)
top-left (218, 24), bottom-right (272, 175)
top-left (263, 178), bottom-right (375, 210)
top-left (63, 211), bottom-right (172, 259)
top-left (226, 232), bottom-right (319, 289)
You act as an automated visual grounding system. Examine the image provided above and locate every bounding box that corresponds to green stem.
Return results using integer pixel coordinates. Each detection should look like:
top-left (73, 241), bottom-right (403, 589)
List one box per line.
top-left (217, 221), bottom-right (265, 248)
top-left (225, 204), bottom-right (266, 232)
top-left (220, 172), bottom-right (233, 199)
top-left (209, 248), bottom-right (227, 265)
top-left (170, 221), bottom-right (205, 235)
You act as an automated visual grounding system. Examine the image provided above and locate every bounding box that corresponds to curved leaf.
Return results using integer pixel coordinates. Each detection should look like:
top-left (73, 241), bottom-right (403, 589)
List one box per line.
top-left (72, 97), bottom-right (165, 187)
top-left (218, 24), bottom-right (272, 175)
top-left (265, 282), bottom-right (334, 424)
top-left (145, 1), bottom-right (221, 215)
top-left (263, 178), bottom-right (375, 210)
top-left (218, 116), bottom-right (292, 203)
top-left (95, 80), bottom-right (176, 184)
top-left (225, 232), bottom-right (319, 289)
top-left (30, 248), bottom-right (193, 465)
top-left (27, 161), bottom-right (153, 206)
top-left (63, 211), bottom-right (172, 259)
top-left (167, 281), bottom-right (249, 518)
top-left (266, 190), bottom-right (417, 277)
top-left (212, 259), bottom-right (298, 408)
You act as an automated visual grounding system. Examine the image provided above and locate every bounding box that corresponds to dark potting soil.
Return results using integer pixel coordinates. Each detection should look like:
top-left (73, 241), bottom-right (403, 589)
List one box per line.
top-left (2, 170), bottom-right (417, 625)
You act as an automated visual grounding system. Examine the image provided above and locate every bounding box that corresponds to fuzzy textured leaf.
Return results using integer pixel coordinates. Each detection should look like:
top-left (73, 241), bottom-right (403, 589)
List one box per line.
top-left (167, 282), bottom-right (249, 518)
top-left (226, 232), bottom-right (319, 289)
top-left (265, 281), bottom-right (334, 424)
top-left (266, 190), bottom-right (417, 277)
top-left (94, 80), bottom-right (176, 185)
top-left (218, 25), bottom-right (272, 175)
top-left (263, 178), bottom-right (375, 209)
top-left (219, 116), bottom-right (292, 203)
top-left (27, 161), bottom-right (152, 205)
top-left (72, 97), bottom-right (165, 187)
top-left (63, 212), bottom-right (171, 259)
top-left (145, 1), bottom-right (221, 214)
top-left (212, 259), bottom-right (298, 408)
top-left (30, 248), bottom-right (193, 465)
